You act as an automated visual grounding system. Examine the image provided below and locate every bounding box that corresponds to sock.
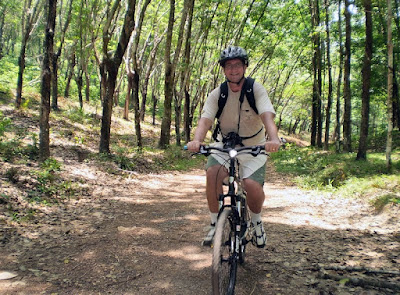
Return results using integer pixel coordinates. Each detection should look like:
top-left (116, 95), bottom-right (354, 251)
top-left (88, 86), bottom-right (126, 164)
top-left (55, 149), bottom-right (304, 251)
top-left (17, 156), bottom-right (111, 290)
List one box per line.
top-left (210, 213), bottom-right (218, 226)
top-left (250, 210), bottom-right (262, 225)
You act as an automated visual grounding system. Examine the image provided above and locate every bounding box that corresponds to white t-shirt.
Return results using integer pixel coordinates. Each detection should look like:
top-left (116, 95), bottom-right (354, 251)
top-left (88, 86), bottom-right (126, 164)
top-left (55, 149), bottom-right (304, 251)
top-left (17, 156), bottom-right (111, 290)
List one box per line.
top-left (201, 79), bottom-right (276, 178)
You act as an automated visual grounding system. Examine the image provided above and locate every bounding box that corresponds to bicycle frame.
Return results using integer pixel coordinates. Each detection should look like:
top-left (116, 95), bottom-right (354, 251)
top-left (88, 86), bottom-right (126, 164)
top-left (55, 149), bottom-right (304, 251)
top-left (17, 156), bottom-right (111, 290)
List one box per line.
top-left (186, 144), bottom-right (266, 295)
top-left (199, 145), bottom-right (266, 247)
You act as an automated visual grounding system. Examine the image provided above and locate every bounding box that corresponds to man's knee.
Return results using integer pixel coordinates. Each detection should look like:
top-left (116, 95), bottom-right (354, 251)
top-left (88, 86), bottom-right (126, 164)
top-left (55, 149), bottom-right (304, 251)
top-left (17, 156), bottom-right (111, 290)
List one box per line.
top-left (206, 164), bottom-right (227, 179)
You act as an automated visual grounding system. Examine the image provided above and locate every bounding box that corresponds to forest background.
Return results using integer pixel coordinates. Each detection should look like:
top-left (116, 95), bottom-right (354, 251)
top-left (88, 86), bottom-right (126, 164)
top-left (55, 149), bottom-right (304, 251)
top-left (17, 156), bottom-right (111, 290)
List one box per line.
top-left (0, 0), bottom-right (400, 207)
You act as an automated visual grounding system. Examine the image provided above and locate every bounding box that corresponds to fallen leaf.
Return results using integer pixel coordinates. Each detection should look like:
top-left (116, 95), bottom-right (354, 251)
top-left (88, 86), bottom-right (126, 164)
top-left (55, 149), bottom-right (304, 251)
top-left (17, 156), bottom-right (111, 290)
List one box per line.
top-left (0, 271), bottom-right (18, 280)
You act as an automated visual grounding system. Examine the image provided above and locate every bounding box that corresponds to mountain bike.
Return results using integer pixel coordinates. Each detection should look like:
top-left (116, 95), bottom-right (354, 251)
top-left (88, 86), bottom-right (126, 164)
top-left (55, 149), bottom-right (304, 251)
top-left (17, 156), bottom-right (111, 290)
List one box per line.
top-left (190, 144), bottom-right (267, 295)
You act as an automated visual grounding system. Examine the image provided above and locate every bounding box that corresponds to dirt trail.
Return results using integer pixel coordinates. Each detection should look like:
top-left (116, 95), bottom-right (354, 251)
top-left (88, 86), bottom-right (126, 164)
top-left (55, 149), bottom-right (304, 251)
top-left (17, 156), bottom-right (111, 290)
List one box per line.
top-left (1, 157), bottom-right (400, 295)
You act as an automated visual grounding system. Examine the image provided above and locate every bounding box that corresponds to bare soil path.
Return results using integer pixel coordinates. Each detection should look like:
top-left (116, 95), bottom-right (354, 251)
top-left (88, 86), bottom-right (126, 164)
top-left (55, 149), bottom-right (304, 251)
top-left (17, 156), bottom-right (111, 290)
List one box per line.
top-left (1, 155), bottom-right (400, 294)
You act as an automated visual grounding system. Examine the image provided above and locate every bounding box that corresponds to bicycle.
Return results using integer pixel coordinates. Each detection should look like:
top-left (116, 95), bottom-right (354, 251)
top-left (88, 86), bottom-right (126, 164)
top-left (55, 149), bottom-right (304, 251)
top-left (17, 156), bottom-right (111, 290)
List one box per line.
top-left (188, 144), bottom-right (267, 295)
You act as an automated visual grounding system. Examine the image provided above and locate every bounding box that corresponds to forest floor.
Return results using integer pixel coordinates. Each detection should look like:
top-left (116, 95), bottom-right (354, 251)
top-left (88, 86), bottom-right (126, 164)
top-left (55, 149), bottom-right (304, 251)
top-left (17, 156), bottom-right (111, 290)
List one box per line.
top-left (1, 99), bottom-right (400, 294)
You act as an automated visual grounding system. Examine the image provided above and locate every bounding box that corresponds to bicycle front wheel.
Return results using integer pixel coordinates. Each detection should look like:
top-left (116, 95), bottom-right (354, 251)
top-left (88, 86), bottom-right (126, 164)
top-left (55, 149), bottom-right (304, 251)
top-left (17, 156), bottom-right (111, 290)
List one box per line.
top-left (212, 208), bottom-right (237, 295)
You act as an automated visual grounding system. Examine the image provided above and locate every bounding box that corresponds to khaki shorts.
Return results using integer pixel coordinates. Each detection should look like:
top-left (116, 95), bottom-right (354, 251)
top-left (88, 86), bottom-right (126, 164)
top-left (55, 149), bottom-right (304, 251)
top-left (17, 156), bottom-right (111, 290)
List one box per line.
top-left (206, 156), bottom-right (266, 185)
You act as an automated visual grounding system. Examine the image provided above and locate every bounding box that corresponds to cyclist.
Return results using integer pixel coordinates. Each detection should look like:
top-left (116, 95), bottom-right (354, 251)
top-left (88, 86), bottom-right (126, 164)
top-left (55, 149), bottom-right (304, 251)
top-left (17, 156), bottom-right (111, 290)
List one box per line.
top-left (187, 46), bottom-right (281, 248)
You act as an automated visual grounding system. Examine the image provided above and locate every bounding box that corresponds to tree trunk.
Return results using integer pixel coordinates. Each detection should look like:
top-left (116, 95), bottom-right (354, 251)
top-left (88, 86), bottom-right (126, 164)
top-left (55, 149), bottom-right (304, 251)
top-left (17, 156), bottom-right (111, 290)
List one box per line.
top-left (356, 0), bottom-right (373, 161)
top-left (16, 39), bottom-right (28, 108)
top-left (76, 68), bottom-right (83, 109)
top-left (0, 6), bottom-right (6, 60)
top-left (177, 0), bottom-right (194, 145)
top-left (309, 0), bottom-right (321, 147)
top-left (16, 0), bottom-right (44, 108)
top-left (132, 71), bottom-right (142, 147)
top-left (335, 0), bottom-right (343, 153)
top-left (159, 0), bottom-right (187, 148)
top-left (124, 73), bottom-right (133, 120)
top-left (64, 50), bottom-right (76, 98)
top-left (51, 0), bottom-right (73, 110)
top-left (394, 0), bottom-right (400, 129)
top-left (343, 0), bottom-right (352, 152)
top-left (184, 88), bottom-right (191, 143)
top-left (386, 0), bottom-right (394, 170)
top-left (39, 0), bottom-right (57, 162)
top-left (324, 0), bottom-right (333, 151)
top-left (99, 0), bottom-right (137, 154)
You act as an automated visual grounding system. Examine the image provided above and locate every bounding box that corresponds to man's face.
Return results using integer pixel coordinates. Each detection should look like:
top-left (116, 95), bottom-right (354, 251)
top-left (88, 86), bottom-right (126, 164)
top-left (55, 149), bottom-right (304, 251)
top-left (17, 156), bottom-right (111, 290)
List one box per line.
top-left (223, 59), bottom-right (246, 83)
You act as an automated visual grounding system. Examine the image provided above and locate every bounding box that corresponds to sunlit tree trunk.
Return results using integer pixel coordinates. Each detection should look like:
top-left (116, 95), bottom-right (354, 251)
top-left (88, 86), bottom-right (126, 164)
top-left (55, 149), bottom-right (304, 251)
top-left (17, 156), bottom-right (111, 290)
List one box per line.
top-left (99, 0), bottom-right (137, 154)
top-left (386, 0), bottom-right (394, 170)
top-left (343, 0), bottom-right (352, 152)
top-left (39, 0), bottom-right (57, 161)
top-left (356, 0), bottom-right (373, 161)
top-left (324, 0), bottom-right (333, 151)
top-left (51, 0), bottom-right (73, 110)
top-left (159, 0), bottom-right (187, 148)
top-left (335, 0), bottom-right (343, 153)
top-left (176, 0), bottom-right (194, 146)
top-left (309, 0), bottom-right (322, 147)
top-left (16, 0), bottom-right (43, 108)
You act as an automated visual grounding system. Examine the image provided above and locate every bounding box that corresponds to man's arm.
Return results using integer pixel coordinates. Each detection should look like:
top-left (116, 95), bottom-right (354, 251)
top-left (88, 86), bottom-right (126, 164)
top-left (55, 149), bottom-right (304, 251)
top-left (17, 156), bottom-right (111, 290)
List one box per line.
top-left (186, 117), bottom-right (213, 152)
top-left (260, 112), bottom-right (281, 152)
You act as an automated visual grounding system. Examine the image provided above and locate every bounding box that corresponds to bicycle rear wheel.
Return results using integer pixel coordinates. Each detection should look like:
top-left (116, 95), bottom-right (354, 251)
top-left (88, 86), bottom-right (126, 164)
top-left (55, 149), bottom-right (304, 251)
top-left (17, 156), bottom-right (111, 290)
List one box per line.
top-left (212, 208), bottom-right (237, 295)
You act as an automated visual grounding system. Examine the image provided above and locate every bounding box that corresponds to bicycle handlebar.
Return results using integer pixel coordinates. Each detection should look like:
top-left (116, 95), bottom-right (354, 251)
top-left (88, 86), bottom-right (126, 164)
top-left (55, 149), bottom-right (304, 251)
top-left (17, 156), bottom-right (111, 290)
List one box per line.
top-left (184, 145), bottom-right (267, 157)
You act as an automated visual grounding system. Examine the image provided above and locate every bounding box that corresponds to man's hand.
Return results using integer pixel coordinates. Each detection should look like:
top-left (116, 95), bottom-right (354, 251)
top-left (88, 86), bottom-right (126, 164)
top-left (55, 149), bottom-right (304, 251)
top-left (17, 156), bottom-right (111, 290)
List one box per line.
top-left (186, 140), bottom-right (202, 152)
top-left (264, 138), bottom-right (281, 153)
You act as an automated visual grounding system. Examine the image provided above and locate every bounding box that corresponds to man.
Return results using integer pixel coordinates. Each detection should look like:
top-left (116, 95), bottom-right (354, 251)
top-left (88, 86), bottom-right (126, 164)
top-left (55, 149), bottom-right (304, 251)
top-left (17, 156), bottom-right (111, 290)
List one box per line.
top-left (187, 46), bottom-right (281, 248)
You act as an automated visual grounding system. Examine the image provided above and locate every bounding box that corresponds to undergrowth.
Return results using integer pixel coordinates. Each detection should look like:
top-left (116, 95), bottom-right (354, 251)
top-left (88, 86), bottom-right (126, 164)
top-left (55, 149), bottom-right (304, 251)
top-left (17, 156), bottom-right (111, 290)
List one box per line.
top-left (271, 143), bottom-right (400, 211)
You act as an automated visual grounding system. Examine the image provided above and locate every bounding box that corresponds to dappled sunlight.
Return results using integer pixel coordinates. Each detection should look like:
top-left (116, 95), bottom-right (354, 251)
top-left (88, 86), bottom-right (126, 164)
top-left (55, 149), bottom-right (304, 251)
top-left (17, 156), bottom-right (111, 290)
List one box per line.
top-left (70, 166), bottom-right (97, 180)
top-left (153, 245), bottom-right (211, 270)
top-left (117, 225), bottom-right (161, 236)
top-left (262, 184), bottom-right (400, 234)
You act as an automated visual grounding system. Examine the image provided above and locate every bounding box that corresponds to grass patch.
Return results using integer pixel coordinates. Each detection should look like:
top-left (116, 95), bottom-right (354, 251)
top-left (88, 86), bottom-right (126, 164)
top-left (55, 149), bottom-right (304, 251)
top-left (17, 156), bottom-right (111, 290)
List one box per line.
top-left (97, 145), bottom-right (206, 174)
top-left (271, 145), bottom-right (400, 210)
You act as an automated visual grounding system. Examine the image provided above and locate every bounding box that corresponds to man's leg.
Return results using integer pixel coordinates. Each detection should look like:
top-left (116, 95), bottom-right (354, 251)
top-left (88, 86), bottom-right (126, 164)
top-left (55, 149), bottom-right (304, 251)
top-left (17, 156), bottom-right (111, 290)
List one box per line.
top-left (202, 164), bottom-right (228, 246)
top-left (243, 178), bottom-right (267, 248)
top-left (206, 164), bottom-right (228, 213)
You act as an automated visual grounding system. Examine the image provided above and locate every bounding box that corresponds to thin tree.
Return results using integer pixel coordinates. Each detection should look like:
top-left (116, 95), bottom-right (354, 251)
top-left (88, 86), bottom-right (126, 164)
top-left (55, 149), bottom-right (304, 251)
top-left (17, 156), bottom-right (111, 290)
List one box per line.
top-left (39, 0), bottom-right (57, 161)
top-left (309, 0), bottom-right (322, 147)
top-left (335, 0), bottom-right (344, 153)
top-left (51, 0), bottom-right (73, 110)
top-left (386, 0), bottom-right (394, 170)
top-left (324, 0), bottom-right (333, 151)
top-left (356, 0), bottom-right (373, 160)
top-left (158, 0), bottom-right (187, 148)
top-left (99, 0), bottom-right (138, 154)
top-left (16, 0), bottom-right (44, 108)
top-left (175, 0), bottom-right (195, 146)
top-left (125, 0), bottom-right (151, 147)
top-left (343, 0), bottom-right (352, 152)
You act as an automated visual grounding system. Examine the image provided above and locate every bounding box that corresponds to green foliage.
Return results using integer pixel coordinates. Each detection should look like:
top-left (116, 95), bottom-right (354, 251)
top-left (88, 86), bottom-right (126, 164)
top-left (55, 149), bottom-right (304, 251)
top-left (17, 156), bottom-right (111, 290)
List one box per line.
top-left (271, 145), bottom-right (400, 210)
top-left (98, 145), bottom-right (205, 174)
top-left (65, 107), bottom-right (92, 124)
top-left (28, 158), bottom-right (75, 204)
top-left (0, 111), bottom-right (12, 138)
top-left (370, 194), bottom-right (400, 213)
top-left (0, 112), bottom-right (39, 162)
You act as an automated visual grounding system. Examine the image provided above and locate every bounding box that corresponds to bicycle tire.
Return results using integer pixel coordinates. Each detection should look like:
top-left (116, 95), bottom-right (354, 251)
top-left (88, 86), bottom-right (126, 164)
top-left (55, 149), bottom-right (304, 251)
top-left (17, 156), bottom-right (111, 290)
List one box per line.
top-left (212, 208), bottom-right (238, 295)
top-left (239, 195), bottom-right (249, 265)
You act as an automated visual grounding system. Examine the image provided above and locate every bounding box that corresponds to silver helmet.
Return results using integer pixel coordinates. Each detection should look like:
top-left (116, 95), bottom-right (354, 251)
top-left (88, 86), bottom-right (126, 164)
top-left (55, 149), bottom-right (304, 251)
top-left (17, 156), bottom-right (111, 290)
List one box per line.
top-left (219, 46), bottom-right (249, 67)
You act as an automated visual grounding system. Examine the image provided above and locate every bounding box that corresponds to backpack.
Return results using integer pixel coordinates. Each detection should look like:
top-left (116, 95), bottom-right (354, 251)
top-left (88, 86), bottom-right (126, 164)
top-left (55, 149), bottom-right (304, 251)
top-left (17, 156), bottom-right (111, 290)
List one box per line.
top-left (215, 77), bottom-right (258, 119)
top-left (212, 77), bottom-right (263, 143)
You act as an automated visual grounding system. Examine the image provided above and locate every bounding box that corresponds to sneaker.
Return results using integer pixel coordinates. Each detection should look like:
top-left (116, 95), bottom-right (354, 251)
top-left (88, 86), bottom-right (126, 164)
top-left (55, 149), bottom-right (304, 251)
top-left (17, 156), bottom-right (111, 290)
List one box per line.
top-left (202, 223), bottom-right (215, 247)
top-left (251, 221), bottom-right (267, 248)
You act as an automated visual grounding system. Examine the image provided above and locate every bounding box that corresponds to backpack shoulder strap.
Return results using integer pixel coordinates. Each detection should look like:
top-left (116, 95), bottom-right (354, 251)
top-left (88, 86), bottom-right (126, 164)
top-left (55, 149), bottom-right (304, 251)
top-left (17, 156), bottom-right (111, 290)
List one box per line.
top-left (244, 77), bottom-right (258, 114)
top-left (216, 81), bottom-right (229, 119)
